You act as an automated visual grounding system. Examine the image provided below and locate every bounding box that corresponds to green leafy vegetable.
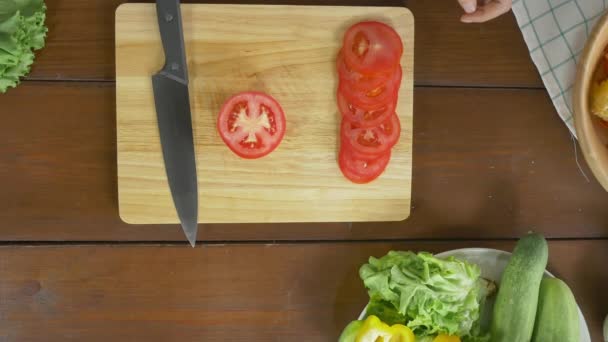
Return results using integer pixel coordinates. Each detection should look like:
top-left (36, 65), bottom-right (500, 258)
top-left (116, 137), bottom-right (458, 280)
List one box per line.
top-left (359, 251), bottom-right (490, 339)
top-left (0, 0), bottom-right (47, 93)
top-left (364, 299), bottom-right (408, 326)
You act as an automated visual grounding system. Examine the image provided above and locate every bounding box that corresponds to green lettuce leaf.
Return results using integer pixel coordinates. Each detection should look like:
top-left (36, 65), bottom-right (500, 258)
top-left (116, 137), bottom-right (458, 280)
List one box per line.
top-left (363, 299), bottom-right (408, 326)
top-left (0, 0), bottom-right (17, 22)
top-left (359, 251), bottom-right (486, 339)
top-left (0, 0), bottom-right (47, 93)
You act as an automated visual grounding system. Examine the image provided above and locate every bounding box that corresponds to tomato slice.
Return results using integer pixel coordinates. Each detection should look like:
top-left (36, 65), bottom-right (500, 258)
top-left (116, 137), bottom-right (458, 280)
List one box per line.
top-left (217, 91), bottom-right (286, 159)
top-left (337, 51), bottom-right (393, 92)
top-left (339, 66), bottom-right (402, 110)
top-left (341, 113), bottom-right (401, 155)
top-left (342, 21), bottom-right (403, 74)
top-left (337, 89), bottom-right (395, 128)
top-left (339, 146), bottom-right (391, 183)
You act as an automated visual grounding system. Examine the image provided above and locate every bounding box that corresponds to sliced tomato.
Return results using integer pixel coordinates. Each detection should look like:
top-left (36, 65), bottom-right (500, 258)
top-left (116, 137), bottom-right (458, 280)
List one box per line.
top-left (339, 146), bottom-right (391, 183)
top-left (341, 135), bottom-right (388, 160)
top-left (217, 91), bottom-right (286, 159)
top-left (337, 51), bottom-right (393, 92)
top-left (339, 66), bottom-right (402, 110)
top-left (342, 21), bottom-right (403, 74)
top-left (337, 89), bottom-right (395, 128)
top-left (341, 113), bottom-right (401, 155)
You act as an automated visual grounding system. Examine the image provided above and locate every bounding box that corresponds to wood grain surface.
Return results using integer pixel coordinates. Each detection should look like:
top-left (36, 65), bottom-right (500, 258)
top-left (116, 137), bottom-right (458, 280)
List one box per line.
top-left (116, 4), bottom-right (413, 223)
top-left (2, 1), bottom-right (607, 341)
top-left (0, 240), bottom-right (605, 341)
top-left (26, 0), bottom-right (540, 87)
top-left (2, 83), bottom-right (608, 240)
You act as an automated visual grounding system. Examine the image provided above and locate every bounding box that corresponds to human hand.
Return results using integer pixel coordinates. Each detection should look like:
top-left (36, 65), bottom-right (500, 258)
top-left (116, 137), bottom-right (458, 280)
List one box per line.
top-left (458, 0), bottom-right (513, 23)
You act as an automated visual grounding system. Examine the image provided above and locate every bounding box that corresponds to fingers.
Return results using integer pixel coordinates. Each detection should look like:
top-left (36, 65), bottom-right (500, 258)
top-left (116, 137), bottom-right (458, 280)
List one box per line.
top-left (458, 0), bottom-right (478, 14)
top-left (461, 0), bottom-right (512, 23)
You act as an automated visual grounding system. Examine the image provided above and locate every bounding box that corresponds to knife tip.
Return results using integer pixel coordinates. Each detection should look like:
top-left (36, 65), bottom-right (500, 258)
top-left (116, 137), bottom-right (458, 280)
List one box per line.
top-left (182, 222), bottom-right (198, 248)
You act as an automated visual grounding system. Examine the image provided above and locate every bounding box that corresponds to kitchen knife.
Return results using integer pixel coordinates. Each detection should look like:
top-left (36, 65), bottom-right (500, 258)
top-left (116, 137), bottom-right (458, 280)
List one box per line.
top-left (152, 0), bottom-right (198, 247)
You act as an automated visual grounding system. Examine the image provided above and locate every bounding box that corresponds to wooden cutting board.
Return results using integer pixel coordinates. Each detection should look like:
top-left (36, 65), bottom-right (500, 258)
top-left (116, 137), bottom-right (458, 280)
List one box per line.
top-left (115, 4), bottom-right (414, 224)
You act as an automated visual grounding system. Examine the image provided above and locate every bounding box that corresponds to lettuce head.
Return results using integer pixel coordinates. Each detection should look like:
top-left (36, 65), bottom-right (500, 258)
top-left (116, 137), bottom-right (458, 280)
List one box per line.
top-left (0, 0), bottom-right (47, 93)
top-left (359, 251), bottom-right (490, 339)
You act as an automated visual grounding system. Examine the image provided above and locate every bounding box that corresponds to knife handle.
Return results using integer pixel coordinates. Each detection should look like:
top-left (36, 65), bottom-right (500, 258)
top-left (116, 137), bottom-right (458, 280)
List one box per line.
top-left (155, 0), bottom-right (188, 83)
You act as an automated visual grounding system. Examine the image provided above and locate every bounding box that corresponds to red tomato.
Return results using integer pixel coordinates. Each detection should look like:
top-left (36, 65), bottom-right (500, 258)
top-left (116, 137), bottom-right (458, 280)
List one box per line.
top-left (341, 113), bottom-right (401, 155)
top-left (342, 21), bottom-right (403, 74)
top-left (217, 91), bottom-right (286, 159)
top-left (337, 89), bottom-right (395, 128)
top-left (339, 66), bottom-right (402, 110)
top-left (337, 51), bottom-right (393, 92)
top-left (338, 146), bottom-right (391, 183)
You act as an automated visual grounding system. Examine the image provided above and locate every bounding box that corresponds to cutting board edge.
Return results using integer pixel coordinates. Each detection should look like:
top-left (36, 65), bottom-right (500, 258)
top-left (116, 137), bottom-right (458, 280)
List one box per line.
top-left (115, 3), bottom-right (415, 16)
top-left (117, 212), bottom-right (412, 225)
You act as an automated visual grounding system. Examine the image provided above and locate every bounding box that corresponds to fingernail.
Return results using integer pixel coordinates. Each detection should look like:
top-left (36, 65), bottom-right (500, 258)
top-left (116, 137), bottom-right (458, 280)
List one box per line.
top-left (461, 15), bottom-right (473, 23)
top-left (463, 3), bottom-right (476, 13)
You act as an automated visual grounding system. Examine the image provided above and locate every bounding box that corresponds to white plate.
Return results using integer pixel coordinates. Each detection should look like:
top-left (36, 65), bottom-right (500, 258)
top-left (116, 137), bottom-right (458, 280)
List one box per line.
top-left (358, 248), bottom-right (591, 341)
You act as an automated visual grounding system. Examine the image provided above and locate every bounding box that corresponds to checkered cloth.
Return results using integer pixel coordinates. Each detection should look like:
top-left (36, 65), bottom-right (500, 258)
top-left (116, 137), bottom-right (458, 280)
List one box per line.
top-left (512, 0), bottom-right (608, 137)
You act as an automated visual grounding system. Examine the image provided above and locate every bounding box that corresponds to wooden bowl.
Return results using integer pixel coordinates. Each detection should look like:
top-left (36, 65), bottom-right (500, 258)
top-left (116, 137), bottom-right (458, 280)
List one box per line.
top-left (574, 12), bottom-right (608, 191)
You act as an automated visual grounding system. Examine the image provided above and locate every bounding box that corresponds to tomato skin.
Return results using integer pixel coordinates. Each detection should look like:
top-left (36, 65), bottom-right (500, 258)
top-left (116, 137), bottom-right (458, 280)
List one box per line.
top-left (339, 66), bottom-right (401, 110)
top-left (217, 91), bottom-right (286, 159)
top-left (341, 134), bottom-right (388, 160)
top-left (336, 21), bottom-right (403, 183)
top-left (338, 146), bottom-right (391, 184)
top-left (337, 51), bottom-right (393, 92)
top-left (341, 113), bottom-right (401, 156)
top-left (337, 89), bottom-right (396, 128)
top-left (342, 21), bottom-right (403, 74)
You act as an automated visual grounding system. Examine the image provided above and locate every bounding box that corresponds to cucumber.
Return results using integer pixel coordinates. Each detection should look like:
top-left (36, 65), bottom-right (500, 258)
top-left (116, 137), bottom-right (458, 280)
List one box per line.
top-left (604, 314), bottom-right (608, 342)
top-left (531, 277), bottom-right (580, 342)
top-left (490, 233), bottom-right (548, 342)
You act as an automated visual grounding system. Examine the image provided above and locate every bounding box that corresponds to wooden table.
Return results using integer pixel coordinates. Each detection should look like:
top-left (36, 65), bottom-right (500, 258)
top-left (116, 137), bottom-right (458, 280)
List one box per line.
top-left (0, 0), bottom-right (606, 341)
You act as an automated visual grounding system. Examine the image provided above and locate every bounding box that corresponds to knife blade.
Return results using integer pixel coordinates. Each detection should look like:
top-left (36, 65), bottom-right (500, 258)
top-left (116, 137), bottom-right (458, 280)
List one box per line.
top-left (152, 0), bottom-right (198, 247)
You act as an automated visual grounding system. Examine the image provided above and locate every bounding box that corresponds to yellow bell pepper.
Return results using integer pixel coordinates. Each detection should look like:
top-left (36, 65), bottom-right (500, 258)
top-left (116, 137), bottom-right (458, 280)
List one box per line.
top-left (432, 334), bottom-right (461, 342)
top-left (355, 315), bottom-right (415, 342)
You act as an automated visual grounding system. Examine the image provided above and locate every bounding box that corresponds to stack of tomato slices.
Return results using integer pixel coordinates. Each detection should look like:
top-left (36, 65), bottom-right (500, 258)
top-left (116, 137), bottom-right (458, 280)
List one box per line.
top-left (337, 21), bottom-right (403, 184)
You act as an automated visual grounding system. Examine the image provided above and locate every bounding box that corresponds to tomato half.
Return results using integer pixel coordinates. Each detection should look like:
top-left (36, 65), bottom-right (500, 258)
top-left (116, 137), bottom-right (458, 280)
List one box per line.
top-left (342, 21), bottom-right (403, 74)
top-left (341, 113), bottom-right (401, 155)
top-left (339, 66), bottom-right (402, 110)
top-left (337, 51), bottom-right (393, 92)
top-left (217, 91), bottom-right (286, 159)
top-left (339, 146), bottom-right (391, 183)
top-left (337, 89), bottom-right (395, 128)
